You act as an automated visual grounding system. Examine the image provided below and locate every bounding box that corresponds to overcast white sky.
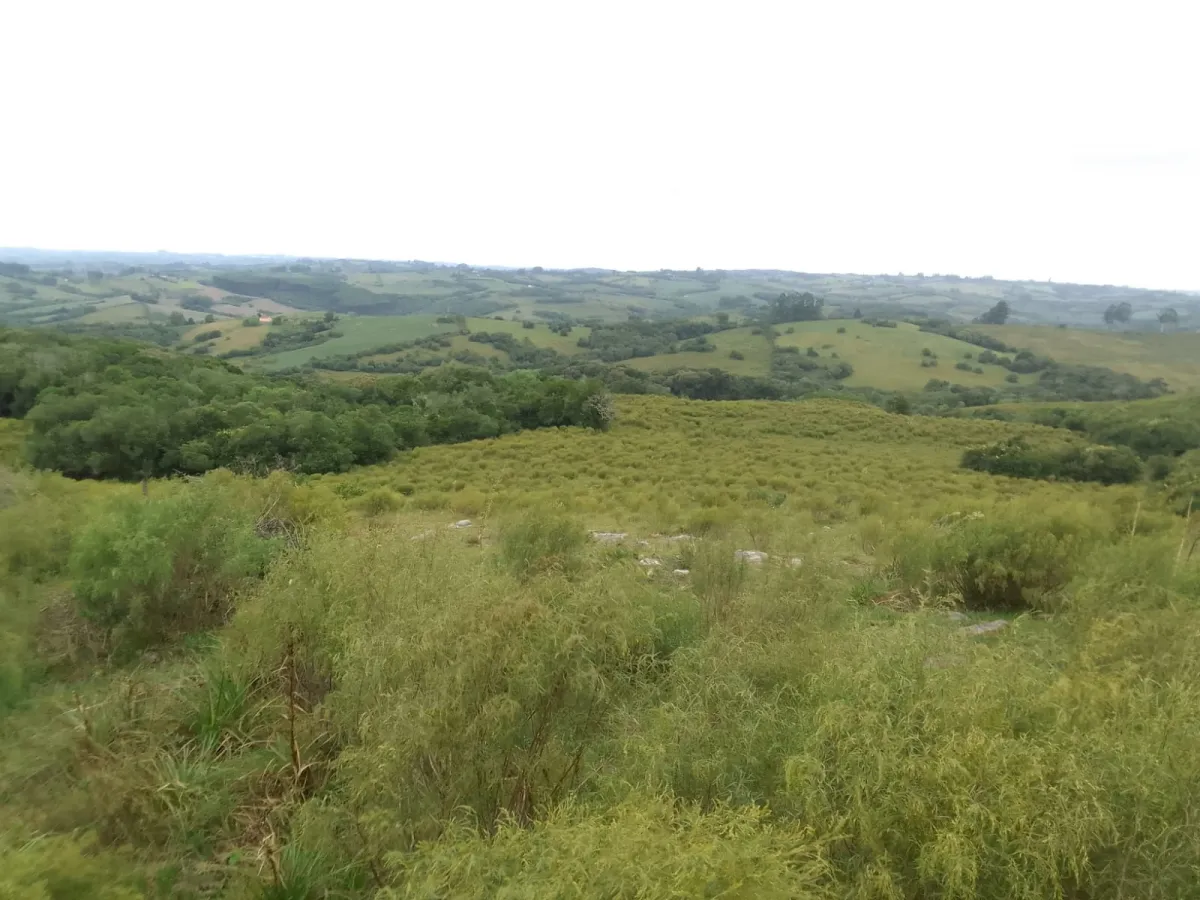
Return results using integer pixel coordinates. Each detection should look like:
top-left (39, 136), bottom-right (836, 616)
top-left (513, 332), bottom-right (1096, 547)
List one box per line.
top-left (3, 0), bottom-right (1197, 289)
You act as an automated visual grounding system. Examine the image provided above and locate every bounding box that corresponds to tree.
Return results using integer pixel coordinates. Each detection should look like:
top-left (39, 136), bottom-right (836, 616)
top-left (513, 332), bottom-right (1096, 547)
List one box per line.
top-left (767, 292), bottom-right (823, 324)
top-left (976, 300), bottom-right (1010, 325)
top-left (1158, 308), bottom-right (1180, 332)
top-left (1104, 302), bottom-right (1132, 328)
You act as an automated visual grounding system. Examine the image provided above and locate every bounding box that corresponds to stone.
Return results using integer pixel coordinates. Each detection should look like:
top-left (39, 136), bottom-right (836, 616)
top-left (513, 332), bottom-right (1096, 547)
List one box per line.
top-left (590, 531), bottom-right (627, 543)
top-left (672, 568), bottom-right (690, 576)
top-left (449, 519), bottom-right (473, 529)
top-left (946, 611), bottom-right (968, 622)
top-left (735, 550), bottom-right (768, 564)
top-left (666, 534), bottom-right (695, 542)
top-left (410, 530), bottom-right (435, 541)
top-left (961, 619), bottom-right (1008, 637)
top-left (639, 557), bottom-right (662, 567)
top-left (788, 557), bottom-right (804, 568)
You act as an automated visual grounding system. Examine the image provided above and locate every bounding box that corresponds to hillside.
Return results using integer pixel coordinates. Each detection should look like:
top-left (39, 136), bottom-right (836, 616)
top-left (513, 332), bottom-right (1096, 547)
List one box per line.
top-left (2, 388), bottom-right (1199, 896)
top-left (976, 324), bottom-right (1200, 392)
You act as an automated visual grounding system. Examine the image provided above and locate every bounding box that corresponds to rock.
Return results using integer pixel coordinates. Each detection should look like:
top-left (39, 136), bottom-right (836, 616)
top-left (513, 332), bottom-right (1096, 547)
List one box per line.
top-left (788, 557), bottom-right (804, 568)
top-left (946, 611), bottom-right (969, 622)
top-left (639, 557), bottom-right (662, 567)
top-left (961, 619), bottom-right (1008, 636)
top-left (449, 519), bottom-right (473, 529)
top-left (672, 568), bottom-right (690, 575)
top-left (636, 540), bottom-right (651, 548)
top-left (666, 534), bottom-right (695, 542)
top-left (590, 531), bottom-right (627, 543)
top-left (410, 530), bottom-right (435, 541)
top-left (735, 550), bottom-right (768, 564)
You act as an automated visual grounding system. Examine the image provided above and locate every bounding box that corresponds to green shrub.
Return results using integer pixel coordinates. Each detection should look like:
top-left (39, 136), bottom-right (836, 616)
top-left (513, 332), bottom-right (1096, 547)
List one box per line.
top-left (499, 513), bottom-right (587, 579)
top-left (69, 479), bottom-right (280, 650)
top-left (390, 796), bottom-right (828, 899)
top-left (0, 831), bottom-right (145, 899)
top-left (892, 505), bottom-right (1104, 611)
top-left (962, 437), bottom-right (1143, 485)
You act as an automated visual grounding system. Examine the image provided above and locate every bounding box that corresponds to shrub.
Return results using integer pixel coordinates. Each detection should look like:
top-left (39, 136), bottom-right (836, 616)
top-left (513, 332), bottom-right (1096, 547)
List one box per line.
top-left (892, 505), bottom-right (1104, 611)
top-left (499, 513), bottom-right (587, 579)
top-left (728, 350), bottom-right (745, 361)
top-left (836, 326), bottom-right (846, 334)
top-left (69, 479), bottom-right (280, 650)
top-left (962, 437), bottom-right (1143, 485)
top-left (0, 831), bottom-right (144, 900)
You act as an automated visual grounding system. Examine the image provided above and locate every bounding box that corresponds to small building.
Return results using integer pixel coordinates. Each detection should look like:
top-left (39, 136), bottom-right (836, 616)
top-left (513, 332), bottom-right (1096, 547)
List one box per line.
top-left (258, 314), bottom-right (273, 324)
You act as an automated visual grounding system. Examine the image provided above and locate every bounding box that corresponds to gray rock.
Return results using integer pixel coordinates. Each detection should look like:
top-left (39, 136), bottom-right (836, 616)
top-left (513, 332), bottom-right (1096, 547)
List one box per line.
top-left (788, 557), bottom-right (804, 568)
top-left (666, 534), bottom-right (695, 542)
top-left (735, 550), bottom-right (768, 564)
top-left (410, 530), bottom-right (435, 541)
top-left (639, 557), bottom-right (663, 567)
top-left (672, 568), bottom-right (690, 576)
top-left (449, 519), bottom-right (473, 529)
top-left (590, 531), bottom-right (627, 543)
top-left (961, 619), bottom-right (1008, 636)
top-left (946, 611), bottom-right (969, 622)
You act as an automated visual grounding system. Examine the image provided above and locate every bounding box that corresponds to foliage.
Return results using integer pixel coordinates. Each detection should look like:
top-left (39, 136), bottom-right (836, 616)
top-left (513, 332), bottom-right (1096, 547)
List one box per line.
top-left (2, 328), bottom-right (612, 480)
top-left (962, 436), bottom-right (1144, 485)
top-left (975, 299), bottom-right (1011, 324)
top-left (68, 479), bottom-right (281, 649)
top-left (498, 513), bottom-right (588, 579)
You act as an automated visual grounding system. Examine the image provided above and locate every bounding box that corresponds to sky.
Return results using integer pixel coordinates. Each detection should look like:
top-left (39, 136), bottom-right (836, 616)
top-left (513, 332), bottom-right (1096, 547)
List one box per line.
top-left (3, 0), bottom-right (1198, 290)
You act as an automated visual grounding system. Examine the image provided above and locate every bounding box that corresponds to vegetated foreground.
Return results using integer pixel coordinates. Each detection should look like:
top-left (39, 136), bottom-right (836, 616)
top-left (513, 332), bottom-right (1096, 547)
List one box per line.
top-left (2, 395), bottom-right (1200, 898)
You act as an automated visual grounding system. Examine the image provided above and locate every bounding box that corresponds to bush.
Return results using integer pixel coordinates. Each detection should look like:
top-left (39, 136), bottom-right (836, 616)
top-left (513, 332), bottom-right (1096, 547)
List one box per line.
top-left (962, 437), bottom-right (1143, 485)
top-left (892, 505), bottom-right (1104, 611)
top-left (499, 513), bottom-right (588, 579)
top-left (728, 350), bottom-right (745, 361)
top-left (69, 479), bottom-right (281, 650)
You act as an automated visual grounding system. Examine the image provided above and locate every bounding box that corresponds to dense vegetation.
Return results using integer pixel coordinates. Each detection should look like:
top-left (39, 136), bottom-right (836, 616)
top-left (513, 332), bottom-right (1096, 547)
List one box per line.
top-left (0, 328), bottom-right (613, 481)
top-left (961, 436), bottom-right (1144, 484)
top-left (1, 394), bottom-right (1199, 897)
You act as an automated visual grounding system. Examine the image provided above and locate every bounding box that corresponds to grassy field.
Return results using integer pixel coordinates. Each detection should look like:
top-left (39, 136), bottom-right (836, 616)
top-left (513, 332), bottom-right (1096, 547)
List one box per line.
top-left (327, 394), bottom-right (1109, 529)
top-left (978, 324), bottom-right (1200, 392)
top-left (4, 392), bottom-right (1198, 896)
top-left (248, 316), bottom-right (592, 370)
top-left (626, 327), bottom-right (774, 377)
top-left (775, 320), bottom-right (1027, 390)
top-left (622, 320), bottom-right (1027, 390)
top-left (461, 317), bottom-right (591, 354)
top-left (248, 315), bottom-right (458, 370)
